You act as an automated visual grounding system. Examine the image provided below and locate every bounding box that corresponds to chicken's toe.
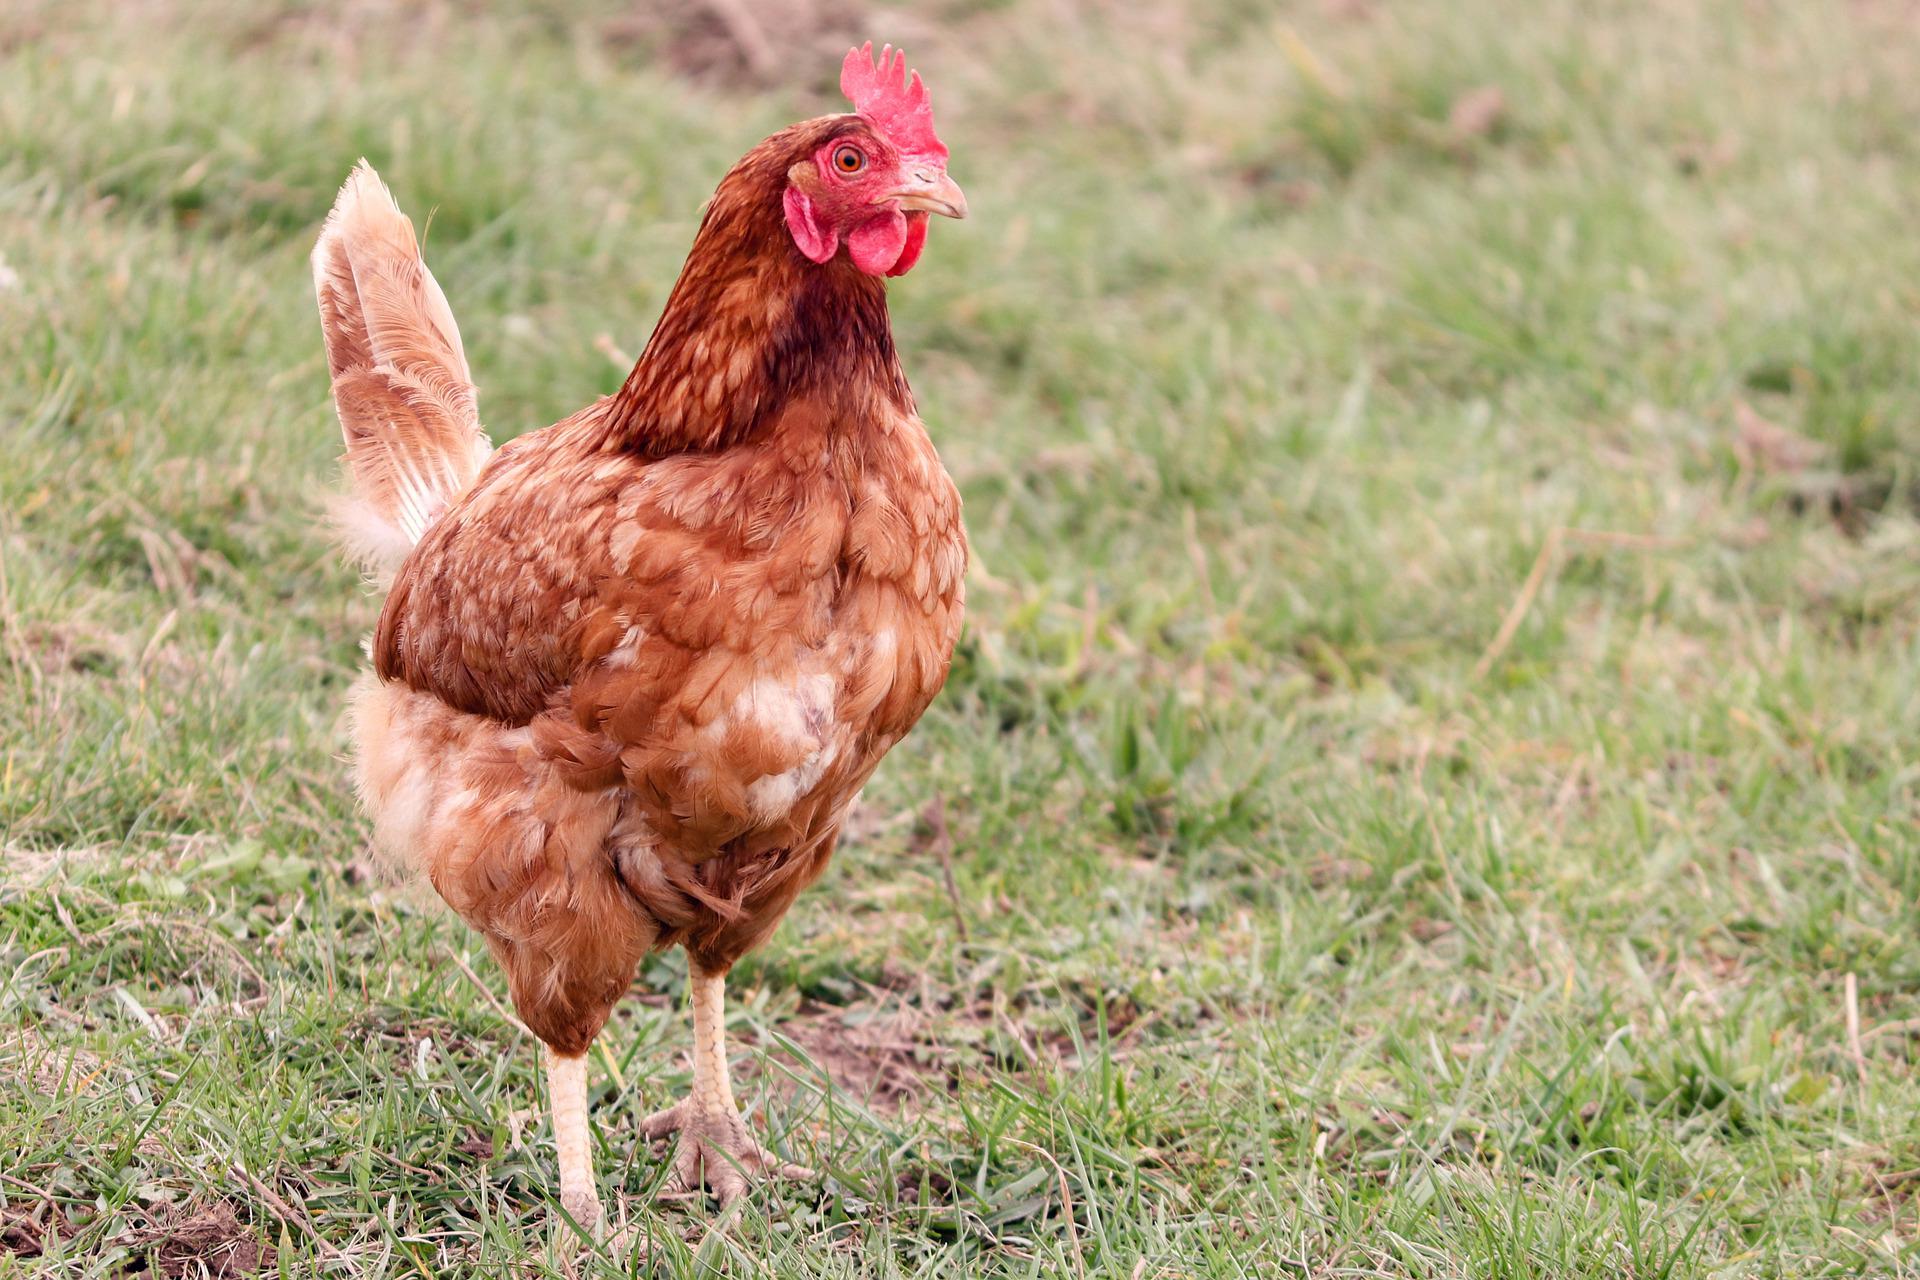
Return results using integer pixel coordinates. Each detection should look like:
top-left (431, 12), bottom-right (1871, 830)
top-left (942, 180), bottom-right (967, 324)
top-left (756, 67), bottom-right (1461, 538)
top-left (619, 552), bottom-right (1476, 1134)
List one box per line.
top-left (642, 1099), bottom-right (812, 1203)
top-left (711, 1164), bottom-right (751, 1208)
top-left (639, 1097), bottom-right (689, 1142)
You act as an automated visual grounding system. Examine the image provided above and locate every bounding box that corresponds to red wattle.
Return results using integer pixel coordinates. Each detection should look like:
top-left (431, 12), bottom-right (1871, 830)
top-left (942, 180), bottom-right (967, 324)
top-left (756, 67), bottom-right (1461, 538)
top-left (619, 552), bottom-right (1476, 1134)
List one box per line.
top-left (885, 213), bottom-right (930, 277)
top-left (847, 210), bottom-right (909, 275)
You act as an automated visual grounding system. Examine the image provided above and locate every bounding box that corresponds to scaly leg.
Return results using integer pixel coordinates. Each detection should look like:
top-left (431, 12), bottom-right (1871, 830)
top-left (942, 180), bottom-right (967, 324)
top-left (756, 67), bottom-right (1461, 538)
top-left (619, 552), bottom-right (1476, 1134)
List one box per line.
top-left (545, 1048), bottom-right (602, 1232)
top-left (640, 964), bottom-right (812, 1205)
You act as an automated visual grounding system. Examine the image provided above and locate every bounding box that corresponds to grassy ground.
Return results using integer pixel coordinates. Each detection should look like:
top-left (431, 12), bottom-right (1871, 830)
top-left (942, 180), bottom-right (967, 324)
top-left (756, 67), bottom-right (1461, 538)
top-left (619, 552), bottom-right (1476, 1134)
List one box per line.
top-left (2, 0), bottom-right (1919, 1274)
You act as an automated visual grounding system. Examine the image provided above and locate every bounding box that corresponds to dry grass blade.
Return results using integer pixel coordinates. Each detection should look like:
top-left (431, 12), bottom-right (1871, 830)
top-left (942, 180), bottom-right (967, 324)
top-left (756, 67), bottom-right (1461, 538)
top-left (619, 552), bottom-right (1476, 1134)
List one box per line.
top-left (1472, 526), bottom-right (1564, 681)
top-left (227, 1164), bottom-right (344, 1263)
top-left (922, 793), bottom-right (970, 946)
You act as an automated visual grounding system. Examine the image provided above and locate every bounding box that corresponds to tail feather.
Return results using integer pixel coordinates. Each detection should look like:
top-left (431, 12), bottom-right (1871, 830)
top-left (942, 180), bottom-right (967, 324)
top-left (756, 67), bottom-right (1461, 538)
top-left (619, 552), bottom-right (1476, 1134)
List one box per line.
top-left (314, 160), bottom-right (490, 573)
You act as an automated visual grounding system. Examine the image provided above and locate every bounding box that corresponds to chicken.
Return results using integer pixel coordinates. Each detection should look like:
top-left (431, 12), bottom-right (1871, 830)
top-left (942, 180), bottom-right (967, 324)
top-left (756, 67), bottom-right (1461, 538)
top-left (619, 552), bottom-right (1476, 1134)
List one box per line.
top-left (312, 44), bottom-right (967, 1226)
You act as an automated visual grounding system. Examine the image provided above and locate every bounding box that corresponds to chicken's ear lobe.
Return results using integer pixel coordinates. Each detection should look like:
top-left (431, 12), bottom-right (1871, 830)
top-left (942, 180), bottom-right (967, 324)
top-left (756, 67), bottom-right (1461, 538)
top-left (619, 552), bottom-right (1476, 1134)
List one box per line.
top-left (783, 186), bottom-right (838, 264)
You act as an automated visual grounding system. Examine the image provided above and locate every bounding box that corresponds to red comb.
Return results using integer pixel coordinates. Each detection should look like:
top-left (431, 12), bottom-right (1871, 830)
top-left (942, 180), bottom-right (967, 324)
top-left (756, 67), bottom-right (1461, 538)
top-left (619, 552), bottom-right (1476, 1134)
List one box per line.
top-left (841, 42), bottom-right (947, 163)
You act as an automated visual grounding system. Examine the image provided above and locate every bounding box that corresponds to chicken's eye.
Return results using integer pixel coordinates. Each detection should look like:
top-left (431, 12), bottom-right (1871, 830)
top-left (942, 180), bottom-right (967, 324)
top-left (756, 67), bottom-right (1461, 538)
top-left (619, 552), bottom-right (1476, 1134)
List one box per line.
top-left (832, 144), bottom-right (867, 175)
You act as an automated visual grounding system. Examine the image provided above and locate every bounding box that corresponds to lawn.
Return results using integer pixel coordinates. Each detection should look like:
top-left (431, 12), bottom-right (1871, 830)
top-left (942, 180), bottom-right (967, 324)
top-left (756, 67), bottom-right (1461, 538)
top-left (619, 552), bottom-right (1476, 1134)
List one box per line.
top-left (3, 0), bottom-right (1919, 1274)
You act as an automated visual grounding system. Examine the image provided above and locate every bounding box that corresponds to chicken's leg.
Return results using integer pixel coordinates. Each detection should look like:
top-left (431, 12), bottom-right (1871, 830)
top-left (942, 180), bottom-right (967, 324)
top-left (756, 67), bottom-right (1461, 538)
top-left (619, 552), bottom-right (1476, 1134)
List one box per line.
top-left (640, 963), bottom-right (812, 1205)
top-left (545, 1047), bottom-right (601, 1231)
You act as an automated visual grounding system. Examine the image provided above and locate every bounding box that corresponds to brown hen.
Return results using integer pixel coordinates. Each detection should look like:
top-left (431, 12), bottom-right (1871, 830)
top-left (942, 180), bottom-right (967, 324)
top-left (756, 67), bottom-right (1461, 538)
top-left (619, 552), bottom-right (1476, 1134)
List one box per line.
top-left (313, 45), bottom-right (967, 1225)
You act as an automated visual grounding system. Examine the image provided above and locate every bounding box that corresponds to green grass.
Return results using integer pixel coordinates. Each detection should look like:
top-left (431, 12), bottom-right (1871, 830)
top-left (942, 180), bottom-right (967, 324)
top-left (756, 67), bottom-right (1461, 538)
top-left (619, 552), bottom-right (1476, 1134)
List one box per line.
top-left (3, 0), bottom-right (1920, 1273)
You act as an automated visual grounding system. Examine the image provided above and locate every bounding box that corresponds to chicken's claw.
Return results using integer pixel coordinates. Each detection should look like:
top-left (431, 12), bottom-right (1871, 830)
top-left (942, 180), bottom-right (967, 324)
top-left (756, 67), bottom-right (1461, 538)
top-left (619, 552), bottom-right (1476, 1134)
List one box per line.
top-left (640, 1097), bottom-right (814, 1207)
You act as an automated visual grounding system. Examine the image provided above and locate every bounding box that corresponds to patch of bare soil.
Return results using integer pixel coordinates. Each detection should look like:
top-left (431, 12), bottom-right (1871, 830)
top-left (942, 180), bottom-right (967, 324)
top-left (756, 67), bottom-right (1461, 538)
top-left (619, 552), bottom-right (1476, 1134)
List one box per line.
top-left (2, 1026), bottom-right (108, 1097)
top-left (0, 1202), bottom-right (76, 1259)
top-left (604, 0), bottom-right (880, 87)
top-left (16, 619), bottom-right (125, 675)
top-left (773, 995), bottom-right (943, 1111)
top-left (120, 1202), bottom-right (274, 1279)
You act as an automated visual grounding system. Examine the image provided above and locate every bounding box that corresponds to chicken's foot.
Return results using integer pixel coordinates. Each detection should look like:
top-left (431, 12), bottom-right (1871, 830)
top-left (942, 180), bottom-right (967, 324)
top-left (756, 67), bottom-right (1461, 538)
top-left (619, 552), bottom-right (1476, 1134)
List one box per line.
top-left (640, 965), bottom-right (812, 1206)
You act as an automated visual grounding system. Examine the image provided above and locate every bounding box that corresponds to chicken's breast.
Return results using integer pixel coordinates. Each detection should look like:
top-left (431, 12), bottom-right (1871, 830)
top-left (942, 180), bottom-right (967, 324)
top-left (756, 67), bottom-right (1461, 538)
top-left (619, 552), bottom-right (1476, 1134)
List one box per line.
top-left (362, 389), bottom-right (965, 964)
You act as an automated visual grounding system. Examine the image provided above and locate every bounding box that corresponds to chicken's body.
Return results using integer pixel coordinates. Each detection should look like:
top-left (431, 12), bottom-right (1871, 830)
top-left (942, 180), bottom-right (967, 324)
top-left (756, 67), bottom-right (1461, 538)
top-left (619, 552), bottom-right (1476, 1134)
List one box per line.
top-left (316, 48), bottom-right (967, 1227)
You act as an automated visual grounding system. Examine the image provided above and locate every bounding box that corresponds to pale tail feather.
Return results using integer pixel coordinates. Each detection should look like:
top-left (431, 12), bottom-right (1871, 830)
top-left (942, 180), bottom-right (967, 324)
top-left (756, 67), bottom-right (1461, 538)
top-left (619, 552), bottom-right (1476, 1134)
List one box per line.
top-left (313, 160), bottom-right (491, 574)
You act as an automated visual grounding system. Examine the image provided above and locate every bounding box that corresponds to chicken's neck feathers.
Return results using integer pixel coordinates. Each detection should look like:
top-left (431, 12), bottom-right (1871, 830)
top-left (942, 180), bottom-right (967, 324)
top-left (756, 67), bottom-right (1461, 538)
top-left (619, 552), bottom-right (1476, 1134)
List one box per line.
top-left (600, 123), bottom-right (914, 456)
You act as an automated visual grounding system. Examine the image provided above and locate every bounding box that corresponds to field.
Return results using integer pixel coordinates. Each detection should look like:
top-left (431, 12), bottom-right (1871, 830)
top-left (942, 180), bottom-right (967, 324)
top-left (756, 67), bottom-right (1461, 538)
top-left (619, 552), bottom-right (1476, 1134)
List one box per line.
top-left (3, 0), bottom-right (1920, 1274)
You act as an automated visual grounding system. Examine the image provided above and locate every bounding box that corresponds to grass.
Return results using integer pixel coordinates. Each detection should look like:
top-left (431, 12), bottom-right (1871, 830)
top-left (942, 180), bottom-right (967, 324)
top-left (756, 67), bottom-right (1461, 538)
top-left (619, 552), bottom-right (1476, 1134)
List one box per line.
top-left (2, 0), bottom-right (1919, 1273)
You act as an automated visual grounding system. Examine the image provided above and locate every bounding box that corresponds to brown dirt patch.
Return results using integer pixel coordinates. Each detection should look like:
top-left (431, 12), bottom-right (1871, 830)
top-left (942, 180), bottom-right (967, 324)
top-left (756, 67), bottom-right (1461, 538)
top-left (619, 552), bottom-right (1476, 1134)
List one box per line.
top-left (603, 0), bottom-right (876, 87)
top-left (2, 1026), bottom-right (109, 1098)
top-left (121, 1202), bottom-right (274, 1279)
top-left (0, 1202), bottom-right (76, 1258)
top-left (771, 995), bottom-right (945, 1111)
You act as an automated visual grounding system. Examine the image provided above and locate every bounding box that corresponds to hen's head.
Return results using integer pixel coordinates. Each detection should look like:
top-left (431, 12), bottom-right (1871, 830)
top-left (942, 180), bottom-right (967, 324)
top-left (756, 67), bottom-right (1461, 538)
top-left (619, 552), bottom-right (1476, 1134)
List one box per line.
top-left (782, 44), bottom-right (966, 278)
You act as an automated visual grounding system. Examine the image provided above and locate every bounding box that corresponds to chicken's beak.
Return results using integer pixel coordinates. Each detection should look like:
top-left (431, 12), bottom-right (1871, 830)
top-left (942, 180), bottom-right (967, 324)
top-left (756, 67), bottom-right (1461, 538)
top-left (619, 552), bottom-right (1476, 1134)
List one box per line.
top-left (889, 169), bottom-right (968, 220)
